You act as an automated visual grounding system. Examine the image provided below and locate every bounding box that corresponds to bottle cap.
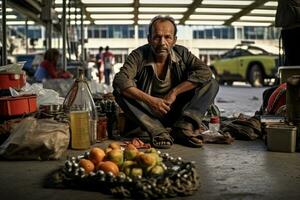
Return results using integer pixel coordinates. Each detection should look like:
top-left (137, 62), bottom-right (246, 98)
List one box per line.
top-left (210, 116), bottom-right (220, 123)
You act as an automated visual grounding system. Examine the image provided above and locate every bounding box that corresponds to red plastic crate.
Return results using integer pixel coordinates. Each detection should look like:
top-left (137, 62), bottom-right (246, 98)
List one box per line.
top-left (0, 95), bottom-right (37, 117)
top-left (0, 72), bottom-right (26, 90)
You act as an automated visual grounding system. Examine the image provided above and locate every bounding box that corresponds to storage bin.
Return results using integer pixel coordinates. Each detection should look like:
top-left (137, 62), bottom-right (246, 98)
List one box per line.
top-left (0, 72), bottom-right (26, 90)
top-left (278, 66), bottom-right (300, 83)
top-left (0, 95), bottom-right (37, 117)
top-left (266, 125), bottom-right (297, 153)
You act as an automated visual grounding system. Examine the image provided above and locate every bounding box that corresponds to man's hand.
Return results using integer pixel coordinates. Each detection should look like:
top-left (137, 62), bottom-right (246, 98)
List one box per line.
top-left (148, 96), bottom-right (171, 117)
top-left (164, 90), bottom-right (177, 106)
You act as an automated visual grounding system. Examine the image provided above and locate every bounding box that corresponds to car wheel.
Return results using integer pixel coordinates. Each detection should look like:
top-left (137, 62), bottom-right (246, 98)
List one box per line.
top-left (226, 81), bottom-right (233, 86)
top-left (248, 64), bottom-right (264, 87)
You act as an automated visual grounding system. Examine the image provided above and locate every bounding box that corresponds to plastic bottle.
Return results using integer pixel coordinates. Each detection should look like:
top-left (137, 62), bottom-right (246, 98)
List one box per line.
top-left (63, 70), bottom-right (98, 149)
top-left (209, 116), bottom-right (220, 132)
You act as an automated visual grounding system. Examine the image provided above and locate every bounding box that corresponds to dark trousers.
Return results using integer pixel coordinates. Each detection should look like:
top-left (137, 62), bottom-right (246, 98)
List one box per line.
top-left (114, 79), bottom-right (219, 137)
top-left (104, 69), bottom-right (111, 85)
top-left (282, 27), bottom-right (300, 66)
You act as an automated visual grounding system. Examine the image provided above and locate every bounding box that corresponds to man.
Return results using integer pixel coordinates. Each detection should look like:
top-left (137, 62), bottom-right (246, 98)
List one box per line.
top-left (113, 16), bottom-right (219, 149)
top-left (95, 46), bottom-right (103, 83)
top-left (102, 46), bottom-right (114, 85)
top-left (275, 0), bottom-right (300, 66)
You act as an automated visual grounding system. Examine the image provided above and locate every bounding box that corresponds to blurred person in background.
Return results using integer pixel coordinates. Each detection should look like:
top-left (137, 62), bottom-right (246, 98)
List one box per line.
top-left (34, 48), bottom-right (72, 82)
top-left (276, 0), bottom-right (300, 65)
top-left (102, 46), bottom-right (114, 85)
top-left (95, 46), bottom-right (104, 83)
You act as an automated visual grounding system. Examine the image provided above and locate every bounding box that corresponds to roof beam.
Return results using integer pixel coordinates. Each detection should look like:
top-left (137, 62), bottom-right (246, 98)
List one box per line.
top-left (224, 0), bottom-right (269, 26)
top-left (133, 0), bottom-right (139, 25)
top-left (7, 0), bottom-right (43, 25)
top-left (76, 0), bottom-right (94, 24)
top-left (179, 0), bottom-right (203, 25)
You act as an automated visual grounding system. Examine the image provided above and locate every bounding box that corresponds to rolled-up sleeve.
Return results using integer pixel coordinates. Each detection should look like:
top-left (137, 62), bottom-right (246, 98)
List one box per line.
top-left (113, 50), bottom-right (140, 93)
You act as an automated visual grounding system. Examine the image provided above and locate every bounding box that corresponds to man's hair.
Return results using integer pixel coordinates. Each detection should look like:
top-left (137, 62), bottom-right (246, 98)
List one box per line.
top-left (44, 48), bottom-right (59, 61)
top-left (148, 15), bottom-right (177, 37)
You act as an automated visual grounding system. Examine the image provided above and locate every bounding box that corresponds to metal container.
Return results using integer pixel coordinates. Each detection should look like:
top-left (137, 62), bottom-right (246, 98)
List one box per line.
top-left (278, 66), bottom-right (300, 83)
top-left (39, 104), bottom-right (62, 114)
top-left (266, 125), bottom-right (297, 153)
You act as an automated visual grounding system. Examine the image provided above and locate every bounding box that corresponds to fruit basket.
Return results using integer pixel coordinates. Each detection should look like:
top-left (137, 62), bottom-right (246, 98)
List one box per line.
top-left (48, 144), bottom-right (200, 198)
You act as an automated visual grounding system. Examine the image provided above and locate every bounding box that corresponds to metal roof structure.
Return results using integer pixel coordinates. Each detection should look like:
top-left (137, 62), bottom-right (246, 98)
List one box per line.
top-left (2, 0), bottom-right (278, 27)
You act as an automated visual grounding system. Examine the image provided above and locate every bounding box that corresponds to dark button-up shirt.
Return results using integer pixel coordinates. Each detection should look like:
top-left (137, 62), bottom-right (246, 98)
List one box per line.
top-left (113, 44), bottom-right (212, 94)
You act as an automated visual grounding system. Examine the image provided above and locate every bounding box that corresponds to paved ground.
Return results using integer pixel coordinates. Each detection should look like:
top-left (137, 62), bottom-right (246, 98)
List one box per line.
top-left (1, 84), bottom-right (300, 200)
top-left (216, 84), bottom-right (267, 117)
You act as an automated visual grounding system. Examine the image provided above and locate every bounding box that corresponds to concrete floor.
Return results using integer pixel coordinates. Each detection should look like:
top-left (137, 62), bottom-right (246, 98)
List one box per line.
top-left (1, 85), bottom-right (300, 199)
top-left (0, 140), bottom-right (300, 200)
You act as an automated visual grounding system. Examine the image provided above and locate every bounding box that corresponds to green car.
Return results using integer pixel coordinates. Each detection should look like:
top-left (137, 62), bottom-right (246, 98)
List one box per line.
top-left (210, 44), bottom-right (278, 87)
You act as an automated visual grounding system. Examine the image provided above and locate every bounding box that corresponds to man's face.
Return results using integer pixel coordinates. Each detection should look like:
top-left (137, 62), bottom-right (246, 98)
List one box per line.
top-left (148, 20), bottom-right (177, 58)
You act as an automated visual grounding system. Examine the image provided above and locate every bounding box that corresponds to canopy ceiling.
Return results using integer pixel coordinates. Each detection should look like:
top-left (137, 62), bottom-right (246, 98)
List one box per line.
top-left (2, 0), bottom-right (278, 27)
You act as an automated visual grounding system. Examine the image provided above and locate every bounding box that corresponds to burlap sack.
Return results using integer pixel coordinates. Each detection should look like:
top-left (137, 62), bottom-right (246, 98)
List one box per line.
top-left (0, 117), bottom-right (69, 160)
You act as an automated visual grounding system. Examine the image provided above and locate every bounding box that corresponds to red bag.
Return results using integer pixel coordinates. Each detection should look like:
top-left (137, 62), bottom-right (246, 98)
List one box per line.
top-left (266, 83), bottom-right (286, 114)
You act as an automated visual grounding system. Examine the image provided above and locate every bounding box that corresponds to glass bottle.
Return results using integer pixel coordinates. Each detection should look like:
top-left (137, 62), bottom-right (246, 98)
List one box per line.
top-left (63, 70), bottom-right (98, 149)
top-left (209, 116), bottom-right (220, 132)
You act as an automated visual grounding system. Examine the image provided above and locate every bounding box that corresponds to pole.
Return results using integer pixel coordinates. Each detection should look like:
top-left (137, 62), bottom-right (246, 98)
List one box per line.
top-left (62, 0), bottom-right (67, 71)
top-left (1, 0), bottom-right (7, 65)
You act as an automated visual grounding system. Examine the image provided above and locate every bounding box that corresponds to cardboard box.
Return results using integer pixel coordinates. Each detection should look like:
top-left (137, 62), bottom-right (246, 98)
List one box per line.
top-left (266, 125), bottom-right (297, 153)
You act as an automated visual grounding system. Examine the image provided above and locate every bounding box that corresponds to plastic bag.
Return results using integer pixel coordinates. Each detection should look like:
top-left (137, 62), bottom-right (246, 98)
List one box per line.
top-left (0, 117), bottom-right (69, 160)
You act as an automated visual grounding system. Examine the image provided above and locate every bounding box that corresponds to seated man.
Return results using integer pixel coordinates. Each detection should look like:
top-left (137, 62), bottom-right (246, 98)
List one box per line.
top-left (113, 16), bottom-right (219, 149)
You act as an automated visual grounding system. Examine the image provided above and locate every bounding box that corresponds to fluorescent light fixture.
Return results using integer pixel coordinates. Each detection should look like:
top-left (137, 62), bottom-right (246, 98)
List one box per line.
top-left (251, 9), bottom-right (276, 15)
top-left (0, 15), bottom-right (17, 19)
top-left (58, 14), bottom-right (86, 19)
top-left (196, 8), bottom-right (241, 13)
top-left (91, 14), bottom-right (133, 19)
top-left (94, 20), bottom-right (134, 25)
top-left (6, 21), bottom-right (35, 25)
top-left (232, 21), bottom-right (272, 26)
top-left (185, 20), bottom-right (224, 25)
top-left (264, 1), bottom-right (278, 7)
top-left (138, 19), bottom-right (179, 24)
top-left (140, 0), bottom-right (192, 4)
top-left (55, 7), bottom-right (81, 12)
top-left (202, 0), bottom-right (253, 6)
top-left (82, 0), bottom-right (133, 3)
top-left (189, 15), bottom-right (231, 20)
top-left (139, 7), bottom-right (187, 12)
top-left (138, 14), bottom-right (183, 19)
top-left (70, 20), bottom-right (91, 25)
top-left (6, 8), bottom-right (13, 12)
top-left (240, 16), bottom-right (275, 22)
top-left (86, 7), bottom-right (134, 12)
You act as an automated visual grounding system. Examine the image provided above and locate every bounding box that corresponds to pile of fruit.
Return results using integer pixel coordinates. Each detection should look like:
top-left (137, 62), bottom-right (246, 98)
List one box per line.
top-left (70, 142), bottom-right (165, 178)
top-left (62, 142), bottom-right (199, 198)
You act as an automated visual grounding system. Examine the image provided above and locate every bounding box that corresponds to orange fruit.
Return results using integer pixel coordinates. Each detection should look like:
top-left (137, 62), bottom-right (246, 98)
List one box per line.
top-left (79, 159), bottom-right (95, 173)
top-left (109, 142), bottom-right (121, 149)
top-left (89, 147), bottom-right (105, 165)
top-left (96, 161), bottom-right (119, 176)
